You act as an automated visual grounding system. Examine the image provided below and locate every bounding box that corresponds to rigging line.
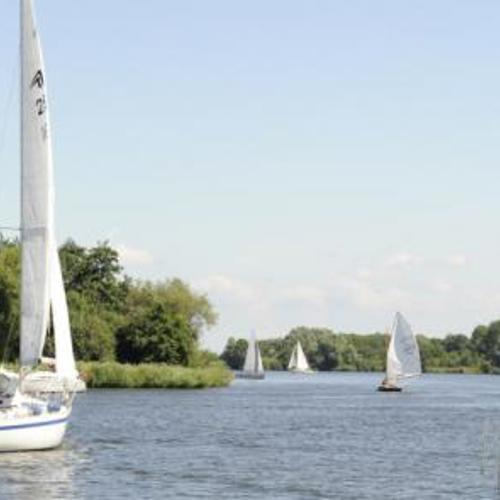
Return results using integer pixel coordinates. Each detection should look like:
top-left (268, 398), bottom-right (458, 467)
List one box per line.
top-left (0, 61), bottom-right (18, 228)
top-left (1, 310), bottom-right (18, 367)
top-left (0, 61), bottom-right (17, 166)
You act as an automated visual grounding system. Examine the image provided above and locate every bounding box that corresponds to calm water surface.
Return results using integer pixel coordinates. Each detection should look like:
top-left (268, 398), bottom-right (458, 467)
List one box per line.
top-left (1, 373), bottom-right (500, 499)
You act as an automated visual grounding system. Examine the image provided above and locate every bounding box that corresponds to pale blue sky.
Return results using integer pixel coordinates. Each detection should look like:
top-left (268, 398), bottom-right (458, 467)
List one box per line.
top-left (1, 1), bottom-right (500, 351)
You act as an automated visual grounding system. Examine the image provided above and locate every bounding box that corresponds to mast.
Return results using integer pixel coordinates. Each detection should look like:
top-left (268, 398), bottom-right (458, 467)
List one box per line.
top-left (19, 0), bottom-right (23, 370)
top-left (20, 0), bottom-right (23, 243)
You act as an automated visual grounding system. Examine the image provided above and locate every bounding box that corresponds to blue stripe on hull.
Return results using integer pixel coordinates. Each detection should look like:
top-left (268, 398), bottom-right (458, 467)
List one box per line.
top-left (0, 417), bottom-right (68, 432)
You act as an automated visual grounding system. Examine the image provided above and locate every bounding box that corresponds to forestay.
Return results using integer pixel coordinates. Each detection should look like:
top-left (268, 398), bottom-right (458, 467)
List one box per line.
top-left (386, 312), bottom-right (421, 383)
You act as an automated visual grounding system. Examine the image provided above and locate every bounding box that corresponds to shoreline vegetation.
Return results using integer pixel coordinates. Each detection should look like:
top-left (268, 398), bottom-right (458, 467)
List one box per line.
top-left (0, 238), bottom-right (233, 389)
top-left (79, 361), bottom-right (233, 389)
top-left (2, 238), bottom-right (499, 388)
top-left (221, 325), bottom-right (500, 375)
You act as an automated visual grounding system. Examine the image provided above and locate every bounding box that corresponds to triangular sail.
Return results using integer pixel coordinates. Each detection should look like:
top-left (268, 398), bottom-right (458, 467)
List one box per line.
top-left (386, 312), bottom-right (421, 383)
top-left (50, 241), bottom-right (77, 379)
top-left (287, 345), bottom-right (297, 370)
top-left (288, 341), bottom-right (311, 371)
top-left (243, 332), bottom-right (264, 375)
top-left (256, 344), bottom-right (263, 373)
top-left (295, 341), bottom-right (310, 371)
top-left (20, 0), bottom-right (52, 368)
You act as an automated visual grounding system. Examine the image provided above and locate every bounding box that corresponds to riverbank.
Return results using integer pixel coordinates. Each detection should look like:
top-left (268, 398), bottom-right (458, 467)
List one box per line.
top-left (79, 361), bottom-right (234, 389)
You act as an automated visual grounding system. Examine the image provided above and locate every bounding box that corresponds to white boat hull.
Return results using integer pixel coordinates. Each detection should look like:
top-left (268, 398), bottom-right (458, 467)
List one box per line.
top-left (0, 407), bottom-right (70, 452)
top-left (288, 368), bottom-right (314, 374)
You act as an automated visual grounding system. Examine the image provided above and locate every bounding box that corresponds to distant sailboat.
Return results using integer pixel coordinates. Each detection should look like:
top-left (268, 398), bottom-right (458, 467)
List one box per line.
top-left (378, 312), bottom-right (421, 392)
top-left (288, 341), bottom-right (313, 373)
top-left (237, 332), bottom-right (265, 380)
top-left (0, 0), bottom-right (83, 452)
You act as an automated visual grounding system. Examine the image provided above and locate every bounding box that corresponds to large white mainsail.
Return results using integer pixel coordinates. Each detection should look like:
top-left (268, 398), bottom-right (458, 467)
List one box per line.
top-left (386, 312), bottom-right (421, 384)
top-left (242, 332), bottom-right (264, 377)
top-left (20, 0), bottom-right (53, 369)
top-left (20, 0), bottom-right (77, 381)
top-left (288, 341), bottom-right (312, 373)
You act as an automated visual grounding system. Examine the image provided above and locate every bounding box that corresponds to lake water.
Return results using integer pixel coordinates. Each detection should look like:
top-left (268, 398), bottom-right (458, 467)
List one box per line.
top-left (0, 372), bottom-right (500, 499)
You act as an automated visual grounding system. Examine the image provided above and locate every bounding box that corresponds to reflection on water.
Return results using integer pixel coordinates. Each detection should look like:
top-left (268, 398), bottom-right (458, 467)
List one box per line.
top-left (0, 444), bottom-right (86, 500)
top-left (481, 420), bottom-right (500, 496)
top-left (0, 374), bottom-right (499, 499)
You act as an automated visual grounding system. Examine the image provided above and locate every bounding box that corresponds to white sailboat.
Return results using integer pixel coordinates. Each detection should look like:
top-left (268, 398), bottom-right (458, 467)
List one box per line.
top-left (378, 312), bottom-right (421, 392)
top-left (0, 0), bottom-right (82, 451)
top-left (288, 340), bottom-right (313, 373)
top-left (238, 331), bottom-right (265, 380)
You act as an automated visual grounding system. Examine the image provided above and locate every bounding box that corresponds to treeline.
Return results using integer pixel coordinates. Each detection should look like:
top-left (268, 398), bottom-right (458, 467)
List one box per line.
top-left (0, 238), bottom-right (219, 368)
top-left (221, 324), bottom-right (500, 374)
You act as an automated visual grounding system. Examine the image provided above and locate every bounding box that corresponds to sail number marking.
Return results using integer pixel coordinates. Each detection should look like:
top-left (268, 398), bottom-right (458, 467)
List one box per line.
top-left (30, 70), bottom-right (47, 117)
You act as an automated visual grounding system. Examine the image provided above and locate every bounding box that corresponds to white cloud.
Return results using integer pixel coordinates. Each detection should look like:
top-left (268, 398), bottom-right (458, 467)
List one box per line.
top-left (331, 275), bottom-right (407, 310)
top-left (432, 280), bottom-right (453, 294)
top-left (447, 255), bottom-right (467, 268)
top-left (386, 253), bottom-right (421, 267)
top-left (279, 285), bottom-right (326, 306)
top-left (193, 274), bottom-right (258, 302)
top-left (117, 245), bottom-right (154, 266)
top-left (198, 249), bottom-right (499, 352)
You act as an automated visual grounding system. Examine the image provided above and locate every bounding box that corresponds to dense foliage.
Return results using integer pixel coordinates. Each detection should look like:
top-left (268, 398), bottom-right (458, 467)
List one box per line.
top-left (221, 325), bottom-right (494, 374)
top-left (0, 237), bottom-right (217, 368)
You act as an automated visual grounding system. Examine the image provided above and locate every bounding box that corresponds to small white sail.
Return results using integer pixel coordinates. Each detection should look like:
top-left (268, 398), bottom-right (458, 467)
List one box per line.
top-left (386, 312), bottom-right (421, 384)
top-left (50, 240), bottom-right (77, 380)
top-left (243, 332), bottom-right (264, 376)
top-left (288, 341), bottom-right (312, 372)
top-left (20, 0), bottom-right (53, 368)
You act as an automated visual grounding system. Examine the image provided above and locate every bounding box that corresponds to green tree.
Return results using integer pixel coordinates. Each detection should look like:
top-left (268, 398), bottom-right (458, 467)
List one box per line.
top-left (443, 334), bottom-right (470, 353)
top-left (116, 303), bottom-right (193, 364)
top-left (133, 279), bottom-right (217, 343)
top-left (220, 337), bottom-right (248, 370)
top-left (60, 240), bottom-right (129, 311)
top-left (0, 238), bottom-right (220, 366)
top-left (67, 291), bottom-right (118, 361)
top-left (0, 238), bottom-right (20, 361)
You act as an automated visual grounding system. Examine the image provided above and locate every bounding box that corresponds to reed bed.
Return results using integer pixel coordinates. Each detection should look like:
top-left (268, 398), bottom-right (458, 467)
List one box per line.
top-left (79, 361), bottom-right (233, 389)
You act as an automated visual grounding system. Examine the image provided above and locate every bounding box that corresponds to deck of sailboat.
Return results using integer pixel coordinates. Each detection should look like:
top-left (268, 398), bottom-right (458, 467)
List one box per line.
top-left (23, 372), bottom-right (86, 394)
top-left (236, 371), bottom-right (265, 380)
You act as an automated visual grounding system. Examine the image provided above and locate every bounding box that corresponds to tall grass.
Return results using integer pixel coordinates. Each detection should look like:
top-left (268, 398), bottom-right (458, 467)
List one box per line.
top-left (79, 361), bottom-right (233, 389)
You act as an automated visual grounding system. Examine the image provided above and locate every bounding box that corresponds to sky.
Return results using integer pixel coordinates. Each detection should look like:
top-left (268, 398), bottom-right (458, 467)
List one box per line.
top-left (1, 1), bottom-right (500, 352)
